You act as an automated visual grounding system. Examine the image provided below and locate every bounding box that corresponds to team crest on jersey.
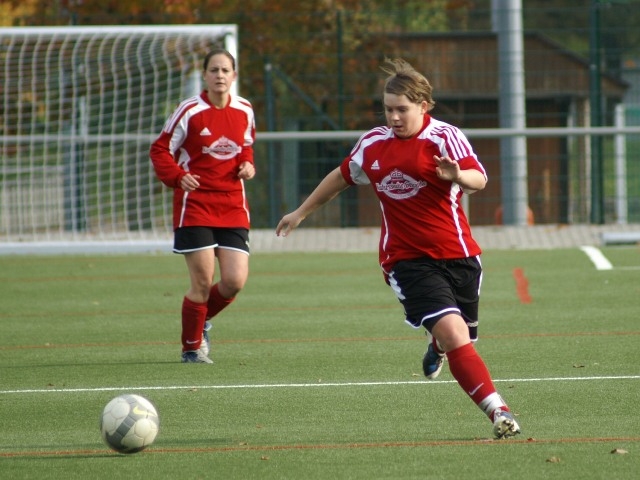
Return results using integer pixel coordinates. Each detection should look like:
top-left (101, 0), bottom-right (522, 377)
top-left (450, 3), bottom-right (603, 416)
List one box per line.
top-left (375, 168), bottom-right (426, 199)
top-left (202, 136), bottom-right (241, 160)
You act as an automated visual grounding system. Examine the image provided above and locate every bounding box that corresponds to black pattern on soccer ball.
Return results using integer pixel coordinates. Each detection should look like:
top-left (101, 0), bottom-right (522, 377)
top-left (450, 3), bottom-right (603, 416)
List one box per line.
top-left (100, 394), bottom-right (159, 454)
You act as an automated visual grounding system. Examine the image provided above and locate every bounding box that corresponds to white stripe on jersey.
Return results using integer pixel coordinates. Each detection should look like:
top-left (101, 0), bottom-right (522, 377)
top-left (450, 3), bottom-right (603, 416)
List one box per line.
top-left (229, 95), bottom-right (255, 148)
top-left (163, 95), bottom-right (202, 133)
top-left (165, 97), bottom-right (210, 160)
top-left (380, 201), bottom-right (390, 259)
top-left (178, 191), bottom-right (189, 228)
top-left (163, 97), bottom-right (211, 164)
top-left (448, 182), bottom-right (470, 257)
top-left (429, 123), bottom-right (468, 159)
top-left (350, 126), bottom-right (389, 155)
top-left (349, 127), bottom-right (391, 185)
top-left (424, 119), bottom-right (484, 173)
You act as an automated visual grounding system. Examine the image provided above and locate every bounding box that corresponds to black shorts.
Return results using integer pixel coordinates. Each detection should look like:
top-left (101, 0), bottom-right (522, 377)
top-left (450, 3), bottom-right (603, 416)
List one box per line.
top-left (388, 256), bottom-right (482, 331)
top-left (173, 227), bottom-right (250, 255)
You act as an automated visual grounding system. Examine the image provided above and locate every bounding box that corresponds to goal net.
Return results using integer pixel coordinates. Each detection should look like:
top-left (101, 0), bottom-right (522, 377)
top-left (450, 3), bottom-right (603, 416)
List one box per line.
top-left (0, 25), bottom-right (237, 246)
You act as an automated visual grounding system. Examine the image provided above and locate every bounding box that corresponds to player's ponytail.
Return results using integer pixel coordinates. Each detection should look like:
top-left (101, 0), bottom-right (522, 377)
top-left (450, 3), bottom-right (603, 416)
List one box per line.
top-left (381, 57), bottom-right (435, 110)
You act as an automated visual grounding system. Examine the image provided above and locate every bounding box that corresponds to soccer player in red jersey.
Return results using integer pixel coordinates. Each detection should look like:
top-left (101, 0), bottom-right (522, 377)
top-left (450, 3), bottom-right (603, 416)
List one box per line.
top-left (276, 58), bottom-right (521, 438)
top-left (150, 49), bottom-right (256, 364)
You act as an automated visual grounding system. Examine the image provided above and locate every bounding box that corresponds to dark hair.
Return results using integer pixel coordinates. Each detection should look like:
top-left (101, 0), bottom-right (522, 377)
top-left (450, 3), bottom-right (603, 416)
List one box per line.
top-left (381, 57), bottom-right (435, 110)
top-left (203, 49), bottom-right (236, 71)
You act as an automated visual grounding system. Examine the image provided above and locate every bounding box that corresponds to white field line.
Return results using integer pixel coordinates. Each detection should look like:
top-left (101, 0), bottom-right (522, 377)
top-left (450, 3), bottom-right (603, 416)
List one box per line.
top-left (580, 245), bottom-right (614, 270)
top-left (1, 375), bottom-right (639, 395)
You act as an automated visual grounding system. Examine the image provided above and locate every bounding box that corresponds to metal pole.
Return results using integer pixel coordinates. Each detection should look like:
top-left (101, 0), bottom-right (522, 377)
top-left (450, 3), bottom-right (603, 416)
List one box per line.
top-left (614, 104), bottom-right (627, 224)
top-left (337, 10), bottom-right (345, 129)
top-left (264, 59), bottom-right (278, 225)
top-left (494, 0), bottom-right (529, 225)
top-left (589, 0), bottom-right (604, 224)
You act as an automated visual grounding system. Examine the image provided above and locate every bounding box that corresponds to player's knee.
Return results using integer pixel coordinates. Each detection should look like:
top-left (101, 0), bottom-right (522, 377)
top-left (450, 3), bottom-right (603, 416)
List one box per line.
top-left (188, 278), bottom-right (213, 303)
top-left (432, 315), bottom-right (470, 351)
top-left (221, 283), bottom-right (243, 298)
top-left (218, 277), bottom-right (245, 298)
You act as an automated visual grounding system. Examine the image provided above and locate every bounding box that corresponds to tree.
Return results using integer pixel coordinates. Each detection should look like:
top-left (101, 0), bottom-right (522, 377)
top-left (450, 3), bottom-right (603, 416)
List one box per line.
top-left (2, 0), bottom-right (476, 130)
top-left (4, 0), bottom-right (638, 129)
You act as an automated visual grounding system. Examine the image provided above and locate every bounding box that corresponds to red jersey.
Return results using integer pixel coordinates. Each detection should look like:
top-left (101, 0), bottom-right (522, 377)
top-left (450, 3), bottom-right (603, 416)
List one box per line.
top-left (339, 114), bottom-right (486, 273)
top-left (150, 91), bottom-right (255, 230)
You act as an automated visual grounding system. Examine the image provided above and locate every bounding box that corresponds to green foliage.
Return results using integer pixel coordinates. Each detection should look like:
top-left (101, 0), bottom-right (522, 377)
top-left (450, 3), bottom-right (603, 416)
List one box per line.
top-left (13, 0), bottom-right (640, 130)
top-left (1, 248), bottom-right (639, 478)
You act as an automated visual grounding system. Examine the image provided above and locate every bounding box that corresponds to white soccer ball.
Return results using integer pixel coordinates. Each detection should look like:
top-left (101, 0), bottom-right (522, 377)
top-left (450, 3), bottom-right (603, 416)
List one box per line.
top-left (100, 394), bottom-right (160, 454)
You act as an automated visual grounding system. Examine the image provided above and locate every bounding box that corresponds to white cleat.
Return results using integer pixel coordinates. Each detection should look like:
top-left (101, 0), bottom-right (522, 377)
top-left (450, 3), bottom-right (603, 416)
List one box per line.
top-left (200, 321), bottom-right (212, 357)
top-left (493, 410), bottom-right (521, 439)
top-left (181, 349), bottom-right (213, 364)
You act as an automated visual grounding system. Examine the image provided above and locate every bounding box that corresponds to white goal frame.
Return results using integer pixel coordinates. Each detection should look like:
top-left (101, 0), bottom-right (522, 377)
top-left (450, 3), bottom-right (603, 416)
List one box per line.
top-left (0, 25), bottom-right (237, 248)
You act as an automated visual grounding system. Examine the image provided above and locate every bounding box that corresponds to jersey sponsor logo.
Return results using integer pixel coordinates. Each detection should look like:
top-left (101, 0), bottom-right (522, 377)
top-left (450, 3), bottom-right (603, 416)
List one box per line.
top-left (375, 168), bottom-right (426, 199)
top-left (202, 135), bottom-right (241, 160)
top-left (200, 127), bottom-right (212, 136)
top-left (371, 160), bottom-right (380, 170)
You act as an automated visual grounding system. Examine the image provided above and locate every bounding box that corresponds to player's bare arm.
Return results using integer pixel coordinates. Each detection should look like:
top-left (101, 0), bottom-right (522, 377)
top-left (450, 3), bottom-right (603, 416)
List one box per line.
top-left (276, 167), bottom-right (349, 237)
top-left (434, 155), bottom-right (486, 194)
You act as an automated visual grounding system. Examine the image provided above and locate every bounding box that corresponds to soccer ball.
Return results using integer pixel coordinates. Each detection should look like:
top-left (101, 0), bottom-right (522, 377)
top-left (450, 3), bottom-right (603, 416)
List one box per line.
top-left (100, 394), bottom-right (160, 454)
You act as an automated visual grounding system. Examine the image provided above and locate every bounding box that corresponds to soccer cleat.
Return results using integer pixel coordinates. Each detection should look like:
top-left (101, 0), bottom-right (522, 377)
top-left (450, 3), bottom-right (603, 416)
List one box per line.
top-left (200, 321), bottom-right (212, 357)
top-left (492, 410), bottom-right (521, 439)
top-left (181, 349), bottom-right (213, 364)
top-left (422, 334), bottom-right (445, 379)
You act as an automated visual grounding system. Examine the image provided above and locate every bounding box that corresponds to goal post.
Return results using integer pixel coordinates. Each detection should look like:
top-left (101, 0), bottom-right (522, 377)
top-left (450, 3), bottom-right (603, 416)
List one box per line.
top-left (0, 25), bottom-right (237, 243)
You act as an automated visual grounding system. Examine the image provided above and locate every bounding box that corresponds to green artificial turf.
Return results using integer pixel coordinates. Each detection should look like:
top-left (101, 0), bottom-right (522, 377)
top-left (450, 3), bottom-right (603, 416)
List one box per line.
top-left (0, 247), bottom-right (638, 479)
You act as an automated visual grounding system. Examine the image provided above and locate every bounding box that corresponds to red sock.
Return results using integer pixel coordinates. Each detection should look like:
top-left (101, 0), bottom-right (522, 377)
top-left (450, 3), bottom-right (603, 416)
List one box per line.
top-left (206, 283), bottom-right (235, 320)
top-left (181, 297), bottom-right (207, 352)
top-left (447, 343), bottom-right (509, 420)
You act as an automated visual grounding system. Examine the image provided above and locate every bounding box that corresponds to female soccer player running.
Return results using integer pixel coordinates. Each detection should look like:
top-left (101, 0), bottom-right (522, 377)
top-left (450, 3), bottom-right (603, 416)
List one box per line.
top-left (150, 49), bottom-right (256, 364)
top-left (276, 58), bottom-right (521, 439)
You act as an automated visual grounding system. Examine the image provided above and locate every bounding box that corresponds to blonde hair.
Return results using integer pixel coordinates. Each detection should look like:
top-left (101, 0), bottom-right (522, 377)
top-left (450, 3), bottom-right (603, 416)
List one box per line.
top-left (381, 58), bottom-right (435, 110)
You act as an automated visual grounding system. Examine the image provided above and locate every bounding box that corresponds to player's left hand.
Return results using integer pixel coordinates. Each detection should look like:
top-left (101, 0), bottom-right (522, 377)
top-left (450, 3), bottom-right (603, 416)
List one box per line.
top-left (238, 161), bottom-right (256, 180)
top-left (434, 155), bottom-right (460, 182)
